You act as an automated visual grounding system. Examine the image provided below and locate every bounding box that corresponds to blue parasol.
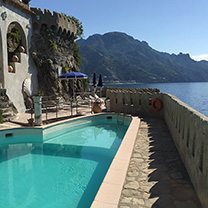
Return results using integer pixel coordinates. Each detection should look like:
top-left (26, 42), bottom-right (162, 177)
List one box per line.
top-left (59, 72), bottom-right (87, 100)
top-left (59, 72), bottom-right (87, 80)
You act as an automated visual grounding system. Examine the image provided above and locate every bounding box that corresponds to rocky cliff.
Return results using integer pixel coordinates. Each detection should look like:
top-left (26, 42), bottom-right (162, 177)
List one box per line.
top-left (31, 25), bottom-right (80, 99)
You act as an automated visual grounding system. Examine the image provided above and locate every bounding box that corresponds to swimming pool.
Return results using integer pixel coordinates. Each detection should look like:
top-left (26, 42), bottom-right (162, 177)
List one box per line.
top-left (0, 114), bottom-right (132, 208)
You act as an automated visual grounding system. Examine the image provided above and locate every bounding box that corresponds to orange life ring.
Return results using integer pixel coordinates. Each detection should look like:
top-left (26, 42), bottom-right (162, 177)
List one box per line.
top-left (151, 99), bottom-right (162, 111)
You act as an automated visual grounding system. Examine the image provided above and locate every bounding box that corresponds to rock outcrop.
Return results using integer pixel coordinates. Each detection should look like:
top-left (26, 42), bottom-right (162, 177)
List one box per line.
top-left (31, 22), bottom-right (80, 99)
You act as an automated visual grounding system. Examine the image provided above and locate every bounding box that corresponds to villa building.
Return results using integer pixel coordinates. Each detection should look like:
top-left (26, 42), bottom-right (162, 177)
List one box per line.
top-left (0, 0), bottom-right (76, 114)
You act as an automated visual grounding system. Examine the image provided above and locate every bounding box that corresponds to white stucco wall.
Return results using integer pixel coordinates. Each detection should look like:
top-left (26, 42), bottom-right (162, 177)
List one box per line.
top-left (0, 26), bottom-right (3, 87)
top-left (0, 1), bottom-right (38, 113)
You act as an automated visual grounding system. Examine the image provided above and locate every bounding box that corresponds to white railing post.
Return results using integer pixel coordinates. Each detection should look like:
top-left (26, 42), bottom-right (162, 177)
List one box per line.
top-left (33, 96), bottom-right (42, 126)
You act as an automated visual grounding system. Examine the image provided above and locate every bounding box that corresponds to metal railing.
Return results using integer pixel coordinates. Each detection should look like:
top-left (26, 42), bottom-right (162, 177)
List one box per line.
top-left (29, 95), bottom-right (93, 125)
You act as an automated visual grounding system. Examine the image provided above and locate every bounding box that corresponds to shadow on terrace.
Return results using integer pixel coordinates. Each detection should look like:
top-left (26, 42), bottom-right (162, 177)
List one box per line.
top-left (119, 117), bottom-right (202, 208)
top-left (147, 118), bottom-right (201, 208)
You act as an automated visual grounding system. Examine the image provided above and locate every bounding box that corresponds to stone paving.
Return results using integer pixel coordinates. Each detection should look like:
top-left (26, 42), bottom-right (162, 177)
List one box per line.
top-left (0, 104), bottom-right (92, 128)
top-left (119, 117), bottom-right (202, 208)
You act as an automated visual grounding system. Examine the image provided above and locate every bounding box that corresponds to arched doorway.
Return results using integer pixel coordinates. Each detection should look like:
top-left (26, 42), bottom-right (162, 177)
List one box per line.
top-left (7, 22), bottom-right (27, 73)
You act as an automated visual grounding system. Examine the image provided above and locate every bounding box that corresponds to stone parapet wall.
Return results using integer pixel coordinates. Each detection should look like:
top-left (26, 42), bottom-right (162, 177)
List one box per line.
top-left (31, 8), bottom-right (77, 37)
top-left (3, 0), bottom-right (34, 15)
top-left (163, 93), bottom-right (208, 208)
top-left (106, 87), bottom-right (208, 208)
top-left (106, 87), bottom-right (163, 117)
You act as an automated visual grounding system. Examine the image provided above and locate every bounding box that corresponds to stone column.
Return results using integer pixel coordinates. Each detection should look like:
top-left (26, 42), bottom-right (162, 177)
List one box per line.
top-left (33, 96), bottom-right (42, 126)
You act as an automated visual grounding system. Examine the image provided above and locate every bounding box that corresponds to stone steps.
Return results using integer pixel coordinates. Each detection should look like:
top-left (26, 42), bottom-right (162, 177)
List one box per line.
top-left (3, 109), bottom-right (15, 121)
top-left (1, 107), bottom-right (16, 121)
top-left (0, 96), bottom-right (8, 102)
top-left (0, 101), bottom-right (9, 108)
top-left (2, 108), bottom-right (16, 122)
top-left (0, 89), bottom-right (17, 122)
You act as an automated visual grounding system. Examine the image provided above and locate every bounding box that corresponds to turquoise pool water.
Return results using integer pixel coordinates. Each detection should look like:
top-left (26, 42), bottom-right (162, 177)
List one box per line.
top-left (0, 115), bottom-right (131, 208)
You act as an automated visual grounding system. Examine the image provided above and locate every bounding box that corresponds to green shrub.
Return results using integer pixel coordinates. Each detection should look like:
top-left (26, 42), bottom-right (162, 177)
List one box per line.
top-left (49, 39), bottom-right (58, 50)
top-left (8, 26), bottom-right (21, 45)
top-left (36, 91), bottom-right (44, 96)
top-left (82, 77), bottom-right (89, 90)
top-left (63, 65), bottom-right (70, 73)
top-left (73, 42), bottom-right (81, 66)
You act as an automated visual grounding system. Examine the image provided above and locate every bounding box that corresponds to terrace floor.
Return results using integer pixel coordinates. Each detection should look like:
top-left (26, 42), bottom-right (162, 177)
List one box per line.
top-left (0, 103), bottom-right (92, 129)
top-left (118, 117), bottom-right (201, 208)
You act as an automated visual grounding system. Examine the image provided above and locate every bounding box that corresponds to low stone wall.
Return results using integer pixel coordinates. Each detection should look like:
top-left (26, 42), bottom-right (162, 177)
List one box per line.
top-left (106, 87), bottom-right (163, 117)
top-left (163, 93), bottom-right (208, 208)
top-left (106, 87), bottom-right (208, 208)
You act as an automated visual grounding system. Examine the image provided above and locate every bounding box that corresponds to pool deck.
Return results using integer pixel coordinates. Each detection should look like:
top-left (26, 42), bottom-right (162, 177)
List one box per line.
top-left (91, 117), bottom-right (201, 208)
top-left (118, 118), bottom-right (201, 208)
top-left (0, 108), bottom-right (202, 208)
top-left (0, 104), bottom-right (92, 129)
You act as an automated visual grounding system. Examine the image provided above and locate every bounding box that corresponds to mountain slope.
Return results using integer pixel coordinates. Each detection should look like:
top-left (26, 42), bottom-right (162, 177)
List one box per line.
top-left (77, 32), bottom-right (208, 82)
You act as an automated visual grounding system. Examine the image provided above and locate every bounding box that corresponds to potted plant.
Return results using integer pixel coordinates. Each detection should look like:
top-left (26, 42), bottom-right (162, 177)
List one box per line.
top-left (92, 98), bottom-right (103, 113)
top-left (8, 65), bottom-right (13, 73)
top-left (17, 46), bottom-right (25, 53)
top-left (12, 55), bottom-right (19, 62)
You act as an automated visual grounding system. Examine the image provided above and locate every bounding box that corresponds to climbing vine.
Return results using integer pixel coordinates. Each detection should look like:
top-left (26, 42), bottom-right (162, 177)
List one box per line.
top-left (7, 26), bottom-right (21, 46)
top-left (62, 14), bottom-right (83, 66)
top-left (49, 39), bottom-right (58, 50)
top-left (73, 42), bottom-right (81, 66)
top-left (63, 65), bottom-right (70, 73)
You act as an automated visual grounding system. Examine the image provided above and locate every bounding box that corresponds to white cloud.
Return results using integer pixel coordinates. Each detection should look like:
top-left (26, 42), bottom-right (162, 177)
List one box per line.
top-left (190, 54), bottom-right (208, 62)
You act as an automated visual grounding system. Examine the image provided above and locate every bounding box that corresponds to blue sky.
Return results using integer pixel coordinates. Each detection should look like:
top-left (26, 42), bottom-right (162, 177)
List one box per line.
top-left (30, 0), bottom-right (208, 61)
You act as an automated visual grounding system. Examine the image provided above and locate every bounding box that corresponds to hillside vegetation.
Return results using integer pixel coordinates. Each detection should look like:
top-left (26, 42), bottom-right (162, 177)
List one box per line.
top-left (77, 32), bottom-right (208, 83)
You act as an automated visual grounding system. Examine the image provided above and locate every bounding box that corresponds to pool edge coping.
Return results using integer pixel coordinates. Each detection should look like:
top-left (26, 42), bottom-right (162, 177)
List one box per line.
top-left (90, 116), bottom-right (140, 208)
top-left (0, 112), bottom-right (126, 131)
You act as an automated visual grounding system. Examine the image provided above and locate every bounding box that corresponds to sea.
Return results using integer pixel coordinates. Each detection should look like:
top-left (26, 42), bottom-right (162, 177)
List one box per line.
top-left (105, 82), bottom-right (208, 117)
